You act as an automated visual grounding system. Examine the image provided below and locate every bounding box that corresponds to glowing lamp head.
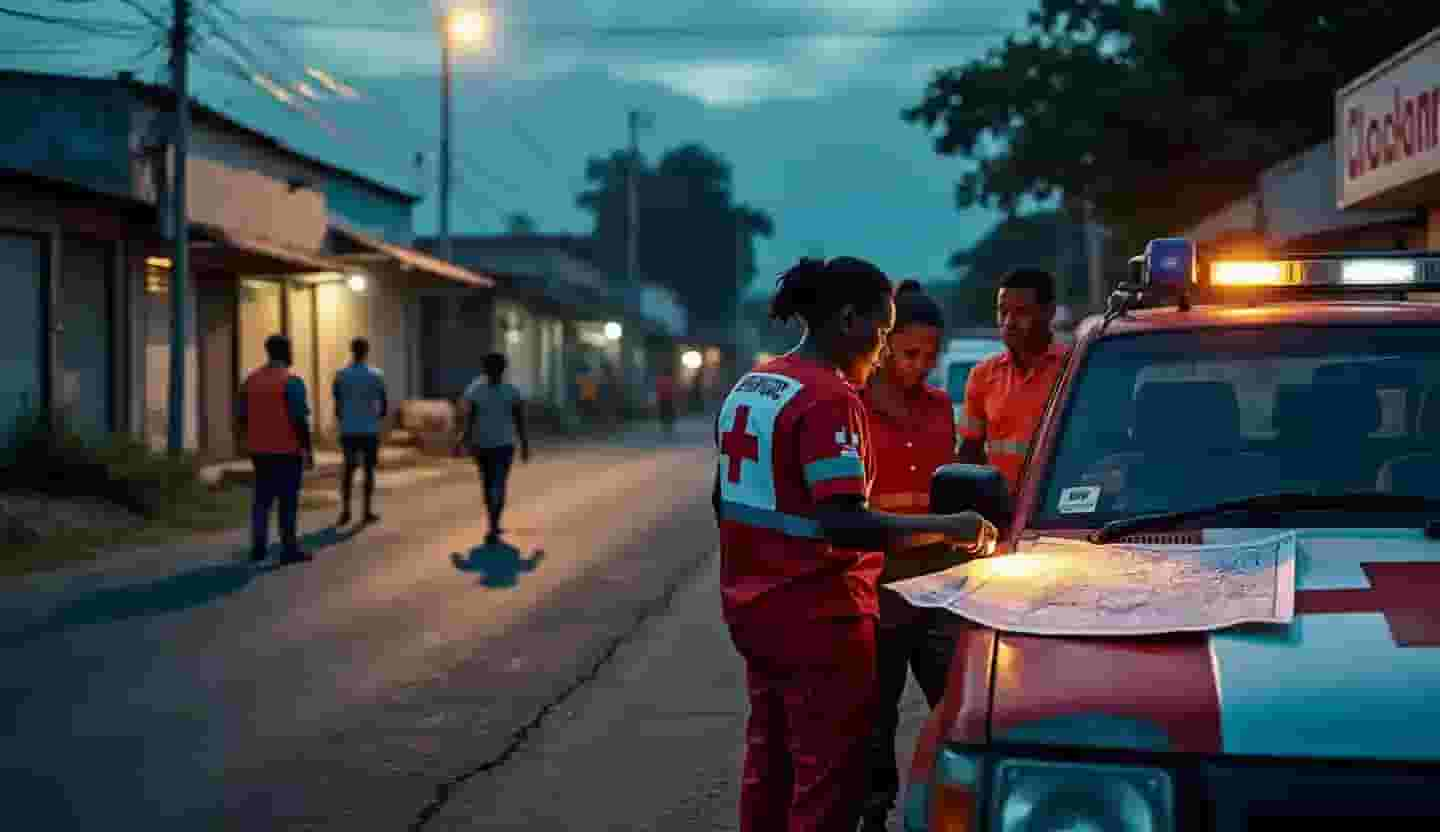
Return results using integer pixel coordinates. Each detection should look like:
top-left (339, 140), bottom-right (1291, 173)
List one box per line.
top-left (446, 9), bottom-right (490, 44)
top-left (681, 350), bottom-right (703, 370)
top-left (604, 321), bottom-right (623, 341)
top-left (346, 273), bottom-right (368, 293)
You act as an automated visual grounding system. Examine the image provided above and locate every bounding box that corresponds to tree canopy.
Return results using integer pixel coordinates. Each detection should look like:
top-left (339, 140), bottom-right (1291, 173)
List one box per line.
top-left (577, 143), bottom-right (774, 339)
top-left (905, 0), bottom-right (1440, 246)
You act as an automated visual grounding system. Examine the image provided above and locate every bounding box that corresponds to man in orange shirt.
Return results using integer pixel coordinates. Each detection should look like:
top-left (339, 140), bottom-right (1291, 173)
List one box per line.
top-left (958, 269), bottom-right (1070, 494)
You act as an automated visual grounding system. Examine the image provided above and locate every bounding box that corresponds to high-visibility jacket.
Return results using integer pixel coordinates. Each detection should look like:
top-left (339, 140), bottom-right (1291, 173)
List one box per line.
top-left (958, 342), bottom-right (1070, 493)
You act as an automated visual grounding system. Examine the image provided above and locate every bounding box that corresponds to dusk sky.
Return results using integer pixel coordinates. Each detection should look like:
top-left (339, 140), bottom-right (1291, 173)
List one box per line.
top-left (4, 0), bottom-right (1036, 294)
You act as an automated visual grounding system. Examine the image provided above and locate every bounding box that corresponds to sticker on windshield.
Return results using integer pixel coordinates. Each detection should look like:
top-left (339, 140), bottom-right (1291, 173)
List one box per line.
top-left (1058, 486), bottom-right (1102, 515)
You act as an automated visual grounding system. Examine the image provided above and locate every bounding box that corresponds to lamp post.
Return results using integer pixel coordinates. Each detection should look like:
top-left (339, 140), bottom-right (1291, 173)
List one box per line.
top-left (437, 8), bottom-right (490, 263)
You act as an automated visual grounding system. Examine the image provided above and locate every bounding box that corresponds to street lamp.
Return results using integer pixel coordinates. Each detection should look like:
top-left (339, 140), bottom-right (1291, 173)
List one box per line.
top-left (346, 273), bottom-right (368, 293)
top-left (438, 7), bottom-right (492, 263)
top-left (682, 350), bottom-right (703, 370)
top-left (604, 321), bottom-right (623, 341)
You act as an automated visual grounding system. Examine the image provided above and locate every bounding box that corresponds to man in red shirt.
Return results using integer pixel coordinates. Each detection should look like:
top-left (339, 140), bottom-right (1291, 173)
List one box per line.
top-left (715, 257), bottom-right (997, 832)
top-left (237, 335), bottom-right (315, 564)
top-left (958, 268), bottom-right (1071, 494)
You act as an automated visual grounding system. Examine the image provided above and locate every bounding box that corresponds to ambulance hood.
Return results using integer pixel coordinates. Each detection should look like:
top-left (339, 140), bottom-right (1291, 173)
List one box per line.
top-left (987, 530), bottom-right (1440, 762)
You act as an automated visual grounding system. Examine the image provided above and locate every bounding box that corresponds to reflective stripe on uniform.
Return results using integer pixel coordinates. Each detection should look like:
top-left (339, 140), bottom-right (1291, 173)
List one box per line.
top-left (803, 455), bottom-right (866, 486)
top-left (985, 439), bottom-right (1031, 457)
top-left (869, 490), bottom-right (929, 512)
top-left (719, 501), bottom-right (825, 539)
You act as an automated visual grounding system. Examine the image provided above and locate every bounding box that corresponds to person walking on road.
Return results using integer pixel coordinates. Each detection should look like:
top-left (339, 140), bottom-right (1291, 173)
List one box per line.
top-left (714, 257), bottom-right (998, 832)
top-left (957, 268), bottom-right (1070, 495)
top-left (858, 280), bottom-right (970, 832)
top-left (333, 336), bottom-right (388, 527)
top-left (237, 334), bottom-right (315, 563)
top-left (454, 353), bottom-right (530, 544)
top-left (655, 370), bottom-right (678, 434)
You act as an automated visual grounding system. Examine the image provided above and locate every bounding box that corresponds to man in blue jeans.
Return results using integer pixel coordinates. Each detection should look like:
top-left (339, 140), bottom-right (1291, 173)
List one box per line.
top-left (453, 353), bottom-right (530, 544)
top-left (237, 334), bottom-right (315, 563)
top-left (333, 336), bottom-right (388, 527)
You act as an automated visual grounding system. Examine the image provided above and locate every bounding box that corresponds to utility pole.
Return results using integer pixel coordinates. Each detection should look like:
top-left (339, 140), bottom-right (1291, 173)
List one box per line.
top-left (626, 109), bottom-right (652, 307)
top-left (167, 0), bottom-right (191, 456)
top-left (439, 30), bottom-right (453, 263)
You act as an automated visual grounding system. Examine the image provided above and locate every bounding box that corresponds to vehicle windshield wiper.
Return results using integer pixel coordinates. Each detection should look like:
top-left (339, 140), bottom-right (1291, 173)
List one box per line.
top-left (1090, 491), bottom-right (1440, 544)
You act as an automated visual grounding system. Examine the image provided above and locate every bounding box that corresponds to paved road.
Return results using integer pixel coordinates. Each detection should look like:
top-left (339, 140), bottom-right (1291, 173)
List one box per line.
top-left (1, 420), bottom-right (720, 830)
top-left (424, 553), bottom-right (933, 832)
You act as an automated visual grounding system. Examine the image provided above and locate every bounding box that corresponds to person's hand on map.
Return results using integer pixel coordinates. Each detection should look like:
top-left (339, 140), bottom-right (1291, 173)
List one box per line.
top-left (962, 514), bottom-right (999, 558)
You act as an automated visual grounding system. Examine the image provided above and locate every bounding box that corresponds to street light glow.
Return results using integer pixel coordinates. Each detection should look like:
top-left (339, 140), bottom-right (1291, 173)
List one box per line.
top-left (446, 9), bottom-right (490, 44)
top-left (604, 321), bottom-right (623, 341)
top-left (347, 273), bottom-right (368, 293)
top-left (682, 350), bottom-right (703, 370)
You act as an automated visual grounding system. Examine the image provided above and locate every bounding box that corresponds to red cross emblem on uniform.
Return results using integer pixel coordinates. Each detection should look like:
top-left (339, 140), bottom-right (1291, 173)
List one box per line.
top-left (721, 405), bottom-right (761, 483)
top-left (1297, 562), bottom-right (1440, 647)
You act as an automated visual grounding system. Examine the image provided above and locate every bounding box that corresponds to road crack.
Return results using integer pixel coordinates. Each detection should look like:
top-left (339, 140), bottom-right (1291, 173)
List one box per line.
top-left (408, 547), bottom-right (717, 830)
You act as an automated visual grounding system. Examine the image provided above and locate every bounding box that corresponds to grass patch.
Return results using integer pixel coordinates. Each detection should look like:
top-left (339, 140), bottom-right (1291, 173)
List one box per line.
top-left (0, 406), bottom-right (329, 577)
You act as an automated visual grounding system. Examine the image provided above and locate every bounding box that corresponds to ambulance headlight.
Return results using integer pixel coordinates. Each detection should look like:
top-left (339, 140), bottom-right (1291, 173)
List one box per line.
top-left (989, 759), bottom-right (1174, 832)
top-left (1142, 238), bottom-right (1196, 291)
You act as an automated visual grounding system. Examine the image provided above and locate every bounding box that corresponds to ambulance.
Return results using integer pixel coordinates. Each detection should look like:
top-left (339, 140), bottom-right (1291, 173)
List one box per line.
top-left (905, 238), bottom-right (1440, 830)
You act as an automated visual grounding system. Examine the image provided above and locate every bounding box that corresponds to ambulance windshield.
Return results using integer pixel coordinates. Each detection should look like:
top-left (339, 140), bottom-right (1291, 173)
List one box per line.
top-left (1033, 325), bottom-right (1440, 529)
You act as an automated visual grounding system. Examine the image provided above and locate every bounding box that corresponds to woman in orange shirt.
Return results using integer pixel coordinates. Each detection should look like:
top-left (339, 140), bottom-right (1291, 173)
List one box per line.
top-left (858, 280), bottom-right (967, 832)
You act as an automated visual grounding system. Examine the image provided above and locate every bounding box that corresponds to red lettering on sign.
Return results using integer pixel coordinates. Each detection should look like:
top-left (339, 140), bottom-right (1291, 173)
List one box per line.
top-left (720, 405), bottom-right (761, 483)
top-left (1296, 562), bottom-right (1440, 648)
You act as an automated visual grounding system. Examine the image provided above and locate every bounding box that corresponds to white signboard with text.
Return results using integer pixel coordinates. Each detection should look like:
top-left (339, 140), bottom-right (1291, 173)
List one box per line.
top-left (1337, 28), bottom-right (1440, 208)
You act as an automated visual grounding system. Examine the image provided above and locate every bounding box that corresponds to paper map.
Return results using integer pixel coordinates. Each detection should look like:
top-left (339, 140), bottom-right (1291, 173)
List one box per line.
top-left (886, 531), bottom-right (1297, 636)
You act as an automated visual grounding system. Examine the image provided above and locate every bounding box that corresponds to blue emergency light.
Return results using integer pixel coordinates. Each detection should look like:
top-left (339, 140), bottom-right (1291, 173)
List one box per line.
top-left (1141, 237), bottom-right (1198, 291)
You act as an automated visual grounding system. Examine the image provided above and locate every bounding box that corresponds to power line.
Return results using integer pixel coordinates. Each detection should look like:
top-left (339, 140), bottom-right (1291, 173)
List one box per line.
top-left (242, 18), bottom-right (1021, 40)
top-left (0, 6), bottom-right (150, 35)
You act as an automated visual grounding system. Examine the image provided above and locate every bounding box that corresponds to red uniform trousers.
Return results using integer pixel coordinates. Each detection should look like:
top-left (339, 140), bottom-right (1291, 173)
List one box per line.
top-left (729, 614), bottom-right (878, 832)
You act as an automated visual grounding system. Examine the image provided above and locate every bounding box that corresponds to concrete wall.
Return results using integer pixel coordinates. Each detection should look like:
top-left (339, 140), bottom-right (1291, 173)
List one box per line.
top-left (1260, 142), bottom-right (1417, 244)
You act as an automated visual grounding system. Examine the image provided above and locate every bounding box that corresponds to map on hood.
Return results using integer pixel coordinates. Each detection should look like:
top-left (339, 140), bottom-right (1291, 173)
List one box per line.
top-left (886, 531), bottom-right (1297, 636)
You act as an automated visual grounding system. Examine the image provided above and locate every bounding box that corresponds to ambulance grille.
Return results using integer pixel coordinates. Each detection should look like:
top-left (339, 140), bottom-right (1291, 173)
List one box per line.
top-left (1114, 531), bottom-right (1203, 546)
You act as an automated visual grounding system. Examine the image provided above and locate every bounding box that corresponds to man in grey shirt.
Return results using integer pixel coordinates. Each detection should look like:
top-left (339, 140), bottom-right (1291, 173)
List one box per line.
top-left (453, 352), bottom-right (530, 544)
top-left (333, 337), bottom-right (388, 526)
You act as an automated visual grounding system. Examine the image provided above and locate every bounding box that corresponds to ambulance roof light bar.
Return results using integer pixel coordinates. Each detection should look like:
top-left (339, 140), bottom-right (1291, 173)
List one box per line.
top-left (1139, 237), bottom-right (1440, 293)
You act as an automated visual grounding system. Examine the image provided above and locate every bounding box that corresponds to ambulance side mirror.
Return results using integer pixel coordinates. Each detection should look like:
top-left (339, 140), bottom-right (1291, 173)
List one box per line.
top-left (931, 464), bottom-right (1013, 537)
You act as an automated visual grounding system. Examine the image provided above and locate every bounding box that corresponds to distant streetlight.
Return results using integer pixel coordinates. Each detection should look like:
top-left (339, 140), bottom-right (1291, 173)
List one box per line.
top-left (437, 7), bottom-right (493, 263)
top-left (682, 350), bottom-right (703, 370)
top-left (447, 9), bottom-right (490, 44)
top-left (604, 321), bottom-right (623, 341)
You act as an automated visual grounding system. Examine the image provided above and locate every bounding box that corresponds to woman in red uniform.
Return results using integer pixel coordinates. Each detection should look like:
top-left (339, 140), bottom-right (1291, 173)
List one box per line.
top-left (858, 280), bottom-right (965, 831)
top-left (714, 258), bottom-right (997, 832)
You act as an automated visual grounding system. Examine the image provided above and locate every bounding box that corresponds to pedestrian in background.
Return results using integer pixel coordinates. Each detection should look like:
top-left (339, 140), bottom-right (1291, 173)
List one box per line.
top-left (714, 257), bottom-right (997, 832)
top-left (237, 334), bottom-right (314, 564)
top-left (454, 353), bottom-right (530, 544)
top-left (656, 370), bottom-right (678, 434)
top-left (858, 279), bottom-right (965, 832)
top-left (333, 336), bottom-right (388, 527)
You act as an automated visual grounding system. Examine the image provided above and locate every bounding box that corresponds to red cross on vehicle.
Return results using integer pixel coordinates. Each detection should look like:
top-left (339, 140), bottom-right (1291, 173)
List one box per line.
top-left (1297, 562), bottom-right (1440, 647)
top-left (721, 405), bottom-right (761, 483)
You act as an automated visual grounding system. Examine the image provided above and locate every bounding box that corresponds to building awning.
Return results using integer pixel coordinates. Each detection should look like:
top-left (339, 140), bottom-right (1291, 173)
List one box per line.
top-left (191, 225), bottom-right (351, 275)
top-left (330, 224), bottom-right (495, 288)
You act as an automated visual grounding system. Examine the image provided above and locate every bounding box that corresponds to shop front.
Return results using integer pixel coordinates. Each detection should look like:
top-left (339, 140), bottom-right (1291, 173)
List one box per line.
top-left (1338, 24), bottom-right (1440, 249)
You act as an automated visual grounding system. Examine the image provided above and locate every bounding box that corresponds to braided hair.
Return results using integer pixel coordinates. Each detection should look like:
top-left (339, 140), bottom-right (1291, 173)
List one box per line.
top-left (769, 256), bottom-right (893, 329)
